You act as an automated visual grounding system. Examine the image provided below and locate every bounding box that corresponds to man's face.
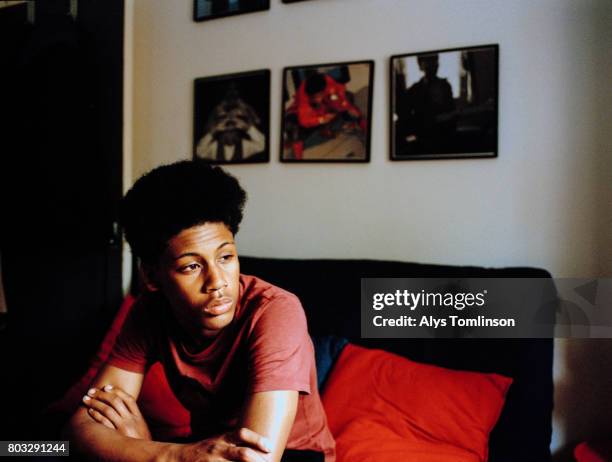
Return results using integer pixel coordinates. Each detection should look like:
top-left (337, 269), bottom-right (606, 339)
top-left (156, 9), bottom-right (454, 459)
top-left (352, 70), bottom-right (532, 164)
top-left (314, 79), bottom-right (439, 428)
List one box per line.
top-left (150, 222), bottom-right (240, 345)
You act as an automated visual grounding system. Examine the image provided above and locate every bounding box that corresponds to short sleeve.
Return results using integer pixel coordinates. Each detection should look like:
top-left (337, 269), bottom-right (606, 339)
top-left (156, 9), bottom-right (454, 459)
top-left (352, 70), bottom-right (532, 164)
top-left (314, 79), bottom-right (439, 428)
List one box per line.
top-left (107, 296), bottom-right (157, 373)
top-left (247, 294), bottom-right (313, 395)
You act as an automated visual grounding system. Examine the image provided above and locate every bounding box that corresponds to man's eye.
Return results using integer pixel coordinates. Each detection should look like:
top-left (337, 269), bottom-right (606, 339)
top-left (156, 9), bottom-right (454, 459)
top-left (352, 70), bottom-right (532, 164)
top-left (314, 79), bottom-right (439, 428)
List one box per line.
top-left (179, 263), bottom-right (200, 273)
top-left (220, 254), bottom-right (234, 263)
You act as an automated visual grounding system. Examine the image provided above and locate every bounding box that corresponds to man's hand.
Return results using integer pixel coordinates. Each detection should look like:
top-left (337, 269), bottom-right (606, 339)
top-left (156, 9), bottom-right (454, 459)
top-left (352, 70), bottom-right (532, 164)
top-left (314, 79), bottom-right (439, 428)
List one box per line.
top-left (168, 427), bottom-right (273, 462)
top-left (82, 385), bottom-right (152, 440)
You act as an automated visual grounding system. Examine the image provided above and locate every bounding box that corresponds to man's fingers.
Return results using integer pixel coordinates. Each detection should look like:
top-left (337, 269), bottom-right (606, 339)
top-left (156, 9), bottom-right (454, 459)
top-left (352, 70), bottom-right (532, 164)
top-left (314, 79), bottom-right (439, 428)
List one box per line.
top-left (230, 427), bottom-right (272, 453)
top-left (86, 407), bottom-right (115, 430)
top-left (223, 444), bottom-right (268, 462)
top-left (82, 394), bottom-right (123, 426)
top-left (104, 385), bottom-right (141, 416)
top-left (85, 387), bottom-right (131, 417)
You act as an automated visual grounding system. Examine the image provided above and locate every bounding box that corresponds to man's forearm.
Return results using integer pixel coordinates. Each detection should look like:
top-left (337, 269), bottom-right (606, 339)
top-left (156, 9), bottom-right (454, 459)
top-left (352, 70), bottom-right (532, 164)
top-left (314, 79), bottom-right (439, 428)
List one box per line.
top-left (68, 405), bottom-right (272, 462)
top-left (65, 409), bottom-right (176, 462)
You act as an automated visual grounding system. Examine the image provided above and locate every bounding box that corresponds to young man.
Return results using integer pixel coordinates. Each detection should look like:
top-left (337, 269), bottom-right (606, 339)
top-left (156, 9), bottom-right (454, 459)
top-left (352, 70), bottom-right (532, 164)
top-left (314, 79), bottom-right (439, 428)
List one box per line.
top-left (66, 160), bottom-right (335, 462)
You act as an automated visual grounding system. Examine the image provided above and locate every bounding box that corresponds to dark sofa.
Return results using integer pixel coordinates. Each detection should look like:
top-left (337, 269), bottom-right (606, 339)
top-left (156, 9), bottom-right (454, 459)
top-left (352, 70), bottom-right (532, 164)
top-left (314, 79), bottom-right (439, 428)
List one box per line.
top-left (239, 256), bottom-right (555, 462)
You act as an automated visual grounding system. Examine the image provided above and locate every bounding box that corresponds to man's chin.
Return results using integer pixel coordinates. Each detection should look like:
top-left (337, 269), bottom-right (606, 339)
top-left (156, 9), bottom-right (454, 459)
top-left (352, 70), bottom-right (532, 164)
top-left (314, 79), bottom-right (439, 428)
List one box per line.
top-left (199, 311), bottom-right (234, 338)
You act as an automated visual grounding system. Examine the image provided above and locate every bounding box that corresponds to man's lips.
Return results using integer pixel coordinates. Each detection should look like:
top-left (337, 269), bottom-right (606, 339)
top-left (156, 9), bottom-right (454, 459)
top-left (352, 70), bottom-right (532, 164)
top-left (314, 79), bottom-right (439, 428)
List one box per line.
top-left (203, 298), bottom-right (233, 316)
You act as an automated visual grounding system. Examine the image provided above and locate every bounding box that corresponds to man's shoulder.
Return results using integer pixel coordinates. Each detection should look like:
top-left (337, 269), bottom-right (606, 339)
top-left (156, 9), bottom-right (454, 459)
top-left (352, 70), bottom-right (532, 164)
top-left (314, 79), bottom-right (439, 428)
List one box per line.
top-left (238, 275), bottom-right (306, 323)
top-left (239, 274), bottom-right (299, 305)
top-left (238, 274), bottom-right (309, 337)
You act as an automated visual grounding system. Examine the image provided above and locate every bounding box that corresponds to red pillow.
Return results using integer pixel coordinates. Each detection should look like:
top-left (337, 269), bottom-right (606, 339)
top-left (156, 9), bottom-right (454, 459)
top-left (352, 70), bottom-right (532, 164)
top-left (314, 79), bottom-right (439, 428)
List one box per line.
top-left (575, 440), bottom-right (612, 462)
top-left (321, 344), bottom-right (512, 462)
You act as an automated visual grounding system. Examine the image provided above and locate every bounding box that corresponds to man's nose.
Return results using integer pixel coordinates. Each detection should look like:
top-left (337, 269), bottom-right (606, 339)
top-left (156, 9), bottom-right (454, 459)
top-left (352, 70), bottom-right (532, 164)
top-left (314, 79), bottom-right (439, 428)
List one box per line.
top-left (205, 265), bottom-right (227, 293)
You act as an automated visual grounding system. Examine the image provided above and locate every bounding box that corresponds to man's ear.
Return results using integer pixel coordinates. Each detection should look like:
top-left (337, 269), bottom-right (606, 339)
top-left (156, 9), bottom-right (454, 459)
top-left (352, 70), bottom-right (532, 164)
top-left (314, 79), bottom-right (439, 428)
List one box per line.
top-left (140, 264), bottom-right (160, 292)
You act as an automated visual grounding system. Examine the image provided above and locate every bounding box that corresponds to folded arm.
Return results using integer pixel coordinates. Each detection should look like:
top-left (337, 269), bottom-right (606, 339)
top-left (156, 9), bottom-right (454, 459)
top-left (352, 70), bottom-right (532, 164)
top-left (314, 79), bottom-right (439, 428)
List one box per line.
top-left (66, 365), bottom-right (296, 462)
top-left (65, 365), bottom-right (174, 461)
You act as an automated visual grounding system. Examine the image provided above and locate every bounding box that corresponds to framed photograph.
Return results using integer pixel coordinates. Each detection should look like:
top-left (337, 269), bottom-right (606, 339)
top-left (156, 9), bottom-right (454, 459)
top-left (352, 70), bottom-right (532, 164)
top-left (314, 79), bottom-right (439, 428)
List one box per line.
top-left (280, 60), bottom-right (374, 162)
top-left (390, 44), bottom-right (498, 160)
top-left (193, 69), bottom-right (270, 164)
top-left (193, 0), bottom-right (269, 22)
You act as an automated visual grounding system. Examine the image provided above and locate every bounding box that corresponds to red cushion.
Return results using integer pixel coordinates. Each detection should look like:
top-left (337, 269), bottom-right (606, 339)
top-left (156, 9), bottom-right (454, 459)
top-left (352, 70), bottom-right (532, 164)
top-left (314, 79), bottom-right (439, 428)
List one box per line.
top-left (48, 295), bottom-right (191, 439)
top-left (575, 441), bottom-right (612, 462)
top-left (321, 344), bottom-right (512, 462)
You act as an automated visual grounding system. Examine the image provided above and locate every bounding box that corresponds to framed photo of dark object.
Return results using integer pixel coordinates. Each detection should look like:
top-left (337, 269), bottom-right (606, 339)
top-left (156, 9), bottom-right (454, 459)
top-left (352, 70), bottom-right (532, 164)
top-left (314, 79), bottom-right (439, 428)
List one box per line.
top-left (391, 44), bottom-right (498, 160)
top-left (193, 0), bottom-right (269, 22)
top-left (193, 69), bottom-right (270, 164)
top-left (280, 60), bottom-right (374, 162)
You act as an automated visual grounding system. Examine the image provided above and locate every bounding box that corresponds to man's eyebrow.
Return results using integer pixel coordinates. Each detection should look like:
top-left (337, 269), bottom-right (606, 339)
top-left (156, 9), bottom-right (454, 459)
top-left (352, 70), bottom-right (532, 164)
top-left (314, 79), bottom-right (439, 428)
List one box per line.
top-left (173, 252), bottom-right (199, 260)
top-left (173, 241), bottom-right (235, 260)
top-left (217, 241), bottom-right (235, 250)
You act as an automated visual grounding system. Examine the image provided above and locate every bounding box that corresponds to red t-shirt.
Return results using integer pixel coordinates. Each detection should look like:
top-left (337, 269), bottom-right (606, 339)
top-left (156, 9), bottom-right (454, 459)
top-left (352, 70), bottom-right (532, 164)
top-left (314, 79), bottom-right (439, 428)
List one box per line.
top-left (108, 274), bottom-right (335, 461)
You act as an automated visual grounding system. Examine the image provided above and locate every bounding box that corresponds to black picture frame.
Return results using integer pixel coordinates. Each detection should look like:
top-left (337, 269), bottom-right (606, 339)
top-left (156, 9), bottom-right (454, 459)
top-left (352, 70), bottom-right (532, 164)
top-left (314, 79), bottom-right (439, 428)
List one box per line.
top-left (193, 69), bottom-right (270, 164)
top-left (193, 0), bottom-right (269, 22)
top-left (280, 60), bottom-right (374, 163)
top-left (390, 44), bottom-right (499, 160)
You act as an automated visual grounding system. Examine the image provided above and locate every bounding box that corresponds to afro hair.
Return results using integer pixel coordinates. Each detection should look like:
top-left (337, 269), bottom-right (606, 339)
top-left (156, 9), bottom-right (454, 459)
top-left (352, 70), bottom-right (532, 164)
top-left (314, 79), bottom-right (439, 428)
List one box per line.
top-left (120, 160), bottom-right (247, 264)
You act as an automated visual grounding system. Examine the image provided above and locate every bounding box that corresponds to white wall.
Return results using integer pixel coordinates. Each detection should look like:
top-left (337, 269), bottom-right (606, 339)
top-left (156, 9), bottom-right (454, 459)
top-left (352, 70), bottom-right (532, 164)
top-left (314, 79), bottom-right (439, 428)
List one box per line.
top-left (128, 0), bottom-right (612, 457)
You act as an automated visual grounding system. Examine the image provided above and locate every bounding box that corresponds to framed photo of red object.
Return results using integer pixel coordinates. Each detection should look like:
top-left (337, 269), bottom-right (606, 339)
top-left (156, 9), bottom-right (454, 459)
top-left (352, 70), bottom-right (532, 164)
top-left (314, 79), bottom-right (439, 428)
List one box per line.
top-left (280, 60), bottom-right (374, 163)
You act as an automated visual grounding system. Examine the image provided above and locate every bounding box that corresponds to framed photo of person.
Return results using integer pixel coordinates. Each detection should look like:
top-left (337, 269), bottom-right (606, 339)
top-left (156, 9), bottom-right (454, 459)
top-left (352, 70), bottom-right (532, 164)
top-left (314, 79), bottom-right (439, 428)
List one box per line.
top-left (193, 69), bottom-right (270, 164)
top-left (390, 44), bottom-right (499, 160)
top-left (193, 0), bottom-right (269, 22)
top-left (280, 60), bottom-right (374, 163)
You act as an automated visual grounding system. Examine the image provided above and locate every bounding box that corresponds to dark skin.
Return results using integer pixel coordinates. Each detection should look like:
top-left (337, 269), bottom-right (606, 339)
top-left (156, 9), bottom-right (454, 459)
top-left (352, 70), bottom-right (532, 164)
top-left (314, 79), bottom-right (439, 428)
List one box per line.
top-left (77, 382), bottom-right (272, 461)
top-left (82, 385), bottom-right (152, 440)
